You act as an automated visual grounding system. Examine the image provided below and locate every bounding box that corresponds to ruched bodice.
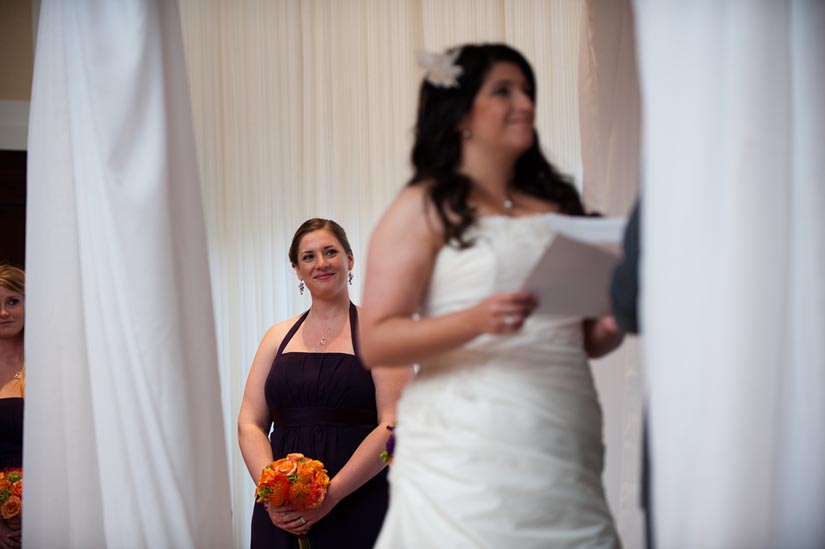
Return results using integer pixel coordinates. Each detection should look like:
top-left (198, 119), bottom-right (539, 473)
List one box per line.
top-left (422, 215), bottom-right (588, 371)
top-left (376, 215), bottom-right (620, 548)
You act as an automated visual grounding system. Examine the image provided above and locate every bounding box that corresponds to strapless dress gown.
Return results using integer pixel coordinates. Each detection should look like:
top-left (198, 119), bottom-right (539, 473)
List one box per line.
top-left (375, 216), bottom-right (620, 548)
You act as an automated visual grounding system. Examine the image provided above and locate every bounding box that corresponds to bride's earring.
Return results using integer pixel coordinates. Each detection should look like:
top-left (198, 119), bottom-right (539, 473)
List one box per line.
top-left (298, 281), bottom-right (304, 295)
top-left (348, 272), bottom-right (353, 285)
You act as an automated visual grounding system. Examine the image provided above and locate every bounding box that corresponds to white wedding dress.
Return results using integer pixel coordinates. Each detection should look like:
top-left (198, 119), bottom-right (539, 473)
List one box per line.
top-left (375, 215), bottom-right (620, 548)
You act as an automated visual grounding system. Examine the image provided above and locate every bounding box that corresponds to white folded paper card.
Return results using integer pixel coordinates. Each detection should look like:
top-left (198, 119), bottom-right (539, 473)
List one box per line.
top-left (522, 214), bottom-right (627, 317)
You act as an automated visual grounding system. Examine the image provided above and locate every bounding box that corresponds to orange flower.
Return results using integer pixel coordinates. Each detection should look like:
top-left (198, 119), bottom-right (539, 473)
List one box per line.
top-left (259, 467), bottom-right (276, 483)
top-left (256, 472), bottom-right (290, 506)
top-left (289, 480), bottom-right (308, 501)
top-left (255, 454), bottom-right (329, 511)
top-left (0, 495), bottom-right (20, 519)
top-left (10, 481), bottom-right (22, 498)
top-left (272, 459), bottom-right (297, 477)
top-left (0, 478), bottom-right (9, 492)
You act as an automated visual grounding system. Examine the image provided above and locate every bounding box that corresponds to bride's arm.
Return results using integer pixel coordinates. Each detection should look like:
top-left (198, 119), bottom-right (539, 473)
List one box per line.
top-left (360, 185), bottom-right (536, 368)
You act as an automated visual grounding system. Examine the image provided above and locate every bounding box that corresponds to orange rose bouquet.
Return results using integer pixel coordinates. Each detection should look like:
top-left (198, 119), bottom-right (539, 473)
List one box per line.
top-left (0, 469), bottom-right (22, 521)
top-left (0, 468), bottom-right (22, 547)
top-left (256, 453), bottom-right (329, 549)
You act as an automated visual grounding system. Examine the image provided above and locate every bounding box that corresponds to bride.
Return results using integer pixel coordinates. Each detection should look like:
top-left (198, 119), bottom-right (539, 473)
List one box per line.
top-left (359, 43), bottom-right (623, 548)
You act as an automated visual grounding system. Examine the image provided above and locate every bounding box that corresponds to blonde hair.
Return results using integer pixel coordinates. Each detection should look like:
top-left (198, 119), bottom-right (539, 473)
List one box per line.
top-left (0, 265), bottom-right (25, 397)
top-left (0, 265), bottom-right (24, 295)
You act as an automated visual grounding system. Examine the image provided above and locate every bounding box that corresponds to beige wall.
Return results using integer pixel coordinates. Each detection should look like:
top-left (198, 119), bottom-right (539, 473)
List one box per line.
top-left (0, 0), bottom-right (34, 101)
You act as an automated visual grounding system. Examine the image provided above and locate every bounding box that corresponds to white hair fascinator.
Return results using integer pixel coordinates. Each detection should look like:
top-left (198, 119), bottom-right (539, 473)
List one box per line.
top-left (416, 48), bottom-right (463, 88)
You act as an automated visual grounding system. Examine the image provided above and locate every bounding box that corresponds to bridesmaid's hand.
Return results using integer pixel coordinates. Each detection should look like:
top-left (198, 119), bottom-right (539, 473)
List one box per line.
top-left (0, 514), bottom-right (21, 548)
top-left (291, 494), bottom-right (337, 535)
top-left (265, 503), bottom-right (312, 536)
top-left (266, 495), bottom-right (337, 536)
top-left (471, 291), bottom-right (537, 335)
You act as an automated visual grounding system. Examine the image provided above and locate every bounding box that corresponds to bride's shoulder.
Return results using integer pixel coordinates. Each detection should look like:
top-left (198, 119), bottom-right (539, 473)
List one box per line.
top-left (375, 182), bottom-right (444, 249)
top-left (392, 181), bottom-right (437, 215)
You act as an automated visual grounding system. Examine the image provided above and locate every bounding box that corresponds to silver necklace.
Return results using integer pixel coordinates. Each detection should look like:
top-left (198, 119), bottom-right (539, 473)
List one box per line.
top-left (319, 321), bottom-right (345, 346)
top-left (316, 326), bottom-right (334, 346)
top-left (310, 315), bottom-right (345, 347)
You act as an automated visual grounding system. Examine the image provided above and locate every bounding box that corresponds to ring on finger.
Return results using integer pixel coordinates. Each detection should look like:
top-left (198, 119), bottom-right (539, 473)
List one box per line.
top-left (503, 315), bottom-right (516, 328)
top-left (300, 516), bottom-right (307, 525)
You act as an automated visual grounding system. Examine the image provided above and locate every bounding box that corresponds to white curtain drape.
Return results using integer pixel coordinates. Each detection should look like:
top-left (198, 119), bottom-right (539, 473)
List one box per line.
top-left (176, 2), bottom-right (645, 547)
top-left (579, 0), bottom-right (644, 546)
top-left (24, 1), bottom-right (232, 546)
top-left (635, 1), bottom-right (825, 547)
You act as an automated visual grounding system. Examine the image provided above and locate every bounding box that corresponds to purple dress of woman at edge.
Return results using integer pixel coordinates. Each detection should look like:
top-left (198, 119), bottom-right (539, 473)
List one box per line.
top-left (0, 397), bottom-right (23, 548)
top-left (250, 302), bottom-right (389, 549)
top-left (0, 398), bottom-right (23, 470)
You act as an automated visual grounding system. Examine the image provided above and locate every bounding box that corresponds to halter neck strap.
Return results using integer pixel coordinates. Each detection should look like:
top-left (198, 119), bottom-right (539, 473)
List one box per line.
top-left (274, 302), bottom-right (358, 358)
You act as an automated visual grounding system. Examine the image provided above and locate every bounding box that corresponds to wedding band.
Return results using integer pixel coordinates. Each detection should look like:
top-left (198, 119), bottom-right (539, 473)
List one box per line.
top-left (504, 315), bottom-right (515, 328)
top-left (300, 517), bottom-right (307, 525)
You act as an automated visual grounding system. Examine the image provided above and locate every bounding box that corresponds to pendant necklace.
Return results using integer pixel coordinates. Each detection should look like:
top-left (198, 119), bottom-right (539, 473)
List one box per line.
top-left (311, 314), bottom-right (345, 347)
top-left (503, 185), bottom-right (515, 209)
top-left (13, 370), bottom-right (21, 379)
top-left (317, 325), bottom-right (334, 346)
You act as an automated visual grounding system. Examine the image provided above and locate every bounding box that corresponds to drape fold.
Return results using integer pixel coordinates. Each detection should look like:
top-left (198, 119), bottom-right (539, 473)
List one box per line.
top-left (635, 1), bottom-right (825, 546)
top-left (24, 1), bottom-right (232, 546)
top-left (578, 1), bottom-right (644, 546)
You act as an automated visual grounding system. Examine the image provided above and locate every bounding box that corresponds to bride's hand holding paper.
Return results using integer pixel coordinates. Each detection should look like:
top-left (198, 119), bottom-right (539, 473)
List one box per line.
top-left (522, 214), bottom-right (626, 318)
top-left (471, 291), bottom-right (538, 334)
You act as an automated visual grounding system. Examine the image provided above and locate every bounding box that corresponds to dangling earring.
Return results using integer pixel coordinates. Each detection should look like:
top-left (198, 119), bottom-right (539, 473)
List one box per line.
top-left (298, 281), bottom-right (304, 295)
top-left (461, 129), bottom-right (471, 140)
top-left (348, 272), bottom-right (353, 285)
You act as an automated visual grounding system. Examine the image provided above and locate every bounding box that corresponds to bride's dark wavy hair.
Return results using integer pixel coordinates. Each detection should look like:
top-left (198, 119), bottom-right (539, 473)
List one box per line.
top-left (409, 43), bottom-right (585, 247)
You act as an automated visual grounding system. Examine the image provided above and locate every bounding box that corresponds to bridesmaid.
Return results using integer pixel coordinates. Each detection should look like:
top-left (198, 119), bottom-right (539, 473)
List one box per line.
top-left (238, 219), bottom-right (412, 548)
top-left (0, 265), bottom-right (25, 549)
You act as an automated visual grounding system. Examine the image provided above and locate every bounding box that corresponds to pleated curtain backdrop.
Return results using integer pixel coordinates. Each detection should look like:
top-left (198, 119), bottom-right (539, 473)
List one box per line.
top-left (177, 1), bottom-right (643, 546)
